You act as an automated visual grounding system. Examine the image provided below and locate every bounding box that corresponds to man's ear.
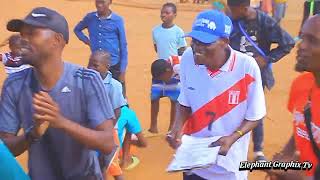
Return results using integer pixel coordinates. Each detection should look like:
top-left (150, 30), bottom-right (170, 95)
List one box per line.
top-left (221, 38), bottom-right (230, 45)
top-left (54, 33), bottom-right (65, 47)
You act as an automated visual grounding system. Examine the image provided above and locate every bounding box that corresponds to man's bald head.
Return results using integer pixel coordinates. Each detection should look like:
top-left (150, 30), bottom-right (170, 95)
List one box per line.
top-left (88, 50), bottom-right (111, 77)
top-left (90, 50), bottom-right (111, 66)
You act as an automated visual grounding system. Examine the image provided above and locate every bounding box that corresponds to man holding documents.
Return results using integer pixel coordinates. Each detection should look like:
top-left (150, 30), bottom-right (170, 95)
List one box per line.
top-left (166, 10), bottom-right (266, 180)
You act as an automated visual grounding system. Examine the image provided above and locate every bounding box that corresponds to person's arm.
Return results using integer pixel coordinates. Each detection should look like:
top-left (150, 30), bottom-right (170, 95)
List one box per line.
top-left (33, 91), bottom-right (115, 154)
top-left (154, 44), bottom-right (158, 53)
top-left (234, 120), bottom-right (261, 136)
top-left (152, 28), bottom-right (158, 53)
top-left (0, 133), bottom-right (29, 157)
top-left (209, 119), bottom-right (261, 155)
top-left (166, 50), bottom-right (192, 148)
top-left (264, 14), bottom-right (295, 63)
top-left (178, 47), bottom-right (186, 56)
top-left (60, 117), bottom-right (114, 154)
top-left (74, 14), bottom-right (91, 45)
top-left (0, 83), bottom-right (29, 156)
top-left (177, 28), bottom-right (188, 56)
top-left (118, 17), bottom-right (128, 75)
top-left (0, 121), bottom-right (49, 157)
top-left (0, 80), bottom-right (50, 156)
top-left (167, 104), bottom-right (192, 149)
top-left (211, 56), bottom-right (266, 155)
top-left (123, 108), bottom-right (146, 147)
top-left (114, 108), bottom-right (121, 121)
top-left (110, 80), bottom-right (126, 121)
top-left (121, 131), bottom-right (131, 168)
top-left (33, 71), bottom-right (116, 154)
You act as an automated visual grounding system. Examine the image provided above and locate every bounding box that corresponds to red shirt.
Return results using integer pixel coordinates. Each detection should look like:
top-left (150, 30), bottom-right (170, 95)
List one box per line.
top-left (288, 73), bottom-right (320, 176)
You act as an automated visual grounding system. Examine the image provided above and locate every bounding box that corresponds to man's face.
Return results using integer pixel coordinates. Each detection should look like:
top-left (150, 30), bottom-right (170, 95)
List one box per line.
top-left (296, 17), bottom-right (320, 73)
top-left (19, 25), bottom-right (57, 66)
top-left (191, 38), bottom-right (228, 66)
top-left (88, 55), bottom-right (109, 76)
top-left (96, 0), bottom-right (111, 15)
top-left (228, 5), bottom-right (247, 20)
top-left (161, 6), bottom-right (176, 24)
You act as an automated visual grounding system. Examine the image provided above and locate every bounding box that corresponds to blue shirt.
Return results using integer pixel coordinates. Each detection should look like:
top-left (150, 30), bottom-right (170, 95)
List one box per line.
top-left (74, 12), bottom-right (128, 72)
top-left (0, 63), bottom-right (115, 180)
top-left (102, 72), bottom-right (127, 110)
top-left (152, 24), bottom-right (187, 60)
top-left (116, 106), bottom-right (142, 148)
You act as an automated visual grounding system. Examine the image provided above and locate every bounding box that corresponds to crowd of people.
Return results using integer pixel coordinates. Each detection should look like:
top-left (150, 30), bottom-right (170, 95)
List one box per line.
top-left (0, 0), bottom-right (319, 180)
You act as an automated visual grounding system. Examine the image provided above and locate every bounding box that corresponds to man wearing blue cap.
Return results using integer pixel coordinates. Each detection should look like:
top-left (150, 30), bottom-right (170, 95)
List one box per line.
top-left (0, 7), bottom-right (115, 180)
top-left (167, 10), bottom-right (266, 180)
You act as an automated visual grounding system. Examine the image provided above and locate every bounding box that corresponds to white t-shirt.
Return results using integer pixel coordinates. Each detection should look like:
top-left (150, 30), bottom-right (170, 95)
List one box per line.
top-left (178, 47), bottom-right (266, 180)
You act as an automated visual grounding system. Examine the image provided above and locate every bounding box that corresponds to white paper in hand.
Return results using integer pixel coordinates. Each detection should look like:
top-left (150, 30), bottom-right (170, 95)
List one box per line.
top-left (167, 135), bottom-right (221, 172)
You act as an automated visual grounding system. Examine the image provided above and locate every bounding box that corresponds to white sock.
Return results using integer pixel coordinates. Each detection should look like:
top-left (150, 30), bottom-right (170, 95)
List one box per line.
top-left (254, 151), bottom-right (265, 157)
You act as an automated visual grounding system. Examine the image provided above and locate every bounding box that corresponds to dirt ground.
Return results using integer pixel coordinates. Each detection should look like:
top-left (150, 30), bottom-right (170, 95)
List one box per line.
top-left (0, 0), bottom-right (304, 179)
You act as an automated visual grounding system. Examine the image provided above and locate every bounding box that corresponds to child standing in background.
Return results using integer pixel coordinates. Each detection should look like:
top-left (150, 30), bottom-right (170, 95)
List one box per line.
top-left (0, 34), bottom-right (30, 74)
top-left (150, 3), bottom-right (186, 136)
top-left (152, 3), bottom-right (187, 61)
top-left (88, 50), bottom-right (147, 177)
top-left (88, 50), bottom-right (126, 180)
top-left (149, 57), bottom-right (181, 136)
top-left (272, 0), bottom-right (287, 24)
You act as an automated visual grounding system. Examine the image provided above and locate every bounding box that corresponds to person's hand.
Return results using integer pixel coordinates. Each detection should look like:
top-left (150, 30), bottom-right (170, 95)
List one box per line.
top-left (254, 56), bottom-right (268, 69)
top-left (209, 135), bottom-right (237, 156)
top-left (118, 72), bottom-right (126, 83)
top-left (31, 121), bottom-right (50, 139)
top-left (166, 129), bottom-right (183, 149)
top-left (33, 91), bottom-right (66, 129)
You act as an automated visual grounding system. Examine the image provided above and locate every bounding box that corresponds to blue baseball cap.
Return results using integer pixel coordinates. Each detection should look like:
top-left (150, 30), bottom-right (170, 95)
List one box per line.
top-left (185, 10), bottom-right (233, 44)
top-left (7, 7), bottom-right (69, 44)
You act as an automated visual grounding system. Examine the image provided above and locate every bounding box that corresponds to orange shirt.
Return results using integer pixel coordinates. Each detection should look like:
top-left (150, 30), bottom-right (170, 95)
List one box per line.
top-left (288, 73), bottom-right (320, 176)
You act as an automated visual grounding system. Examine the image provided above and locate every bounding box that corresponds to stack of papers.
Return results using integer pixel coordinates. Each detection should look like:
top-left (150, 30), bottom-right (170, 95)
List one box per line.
top-left (167, 135), bottom-right (221, 172)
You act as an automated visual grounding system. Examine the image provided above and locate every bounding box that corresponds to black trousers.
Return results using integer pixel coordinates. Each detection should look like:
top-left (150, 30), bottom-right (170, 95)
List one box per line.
top-left (109, 63), bottom-right (126, 97)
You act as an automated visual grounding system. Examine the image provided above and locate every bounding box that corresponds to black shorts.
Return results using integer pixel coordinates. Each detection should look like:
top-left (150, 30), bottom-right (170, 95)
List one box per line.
top-left (303, 1), bottom-right (320, 18)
